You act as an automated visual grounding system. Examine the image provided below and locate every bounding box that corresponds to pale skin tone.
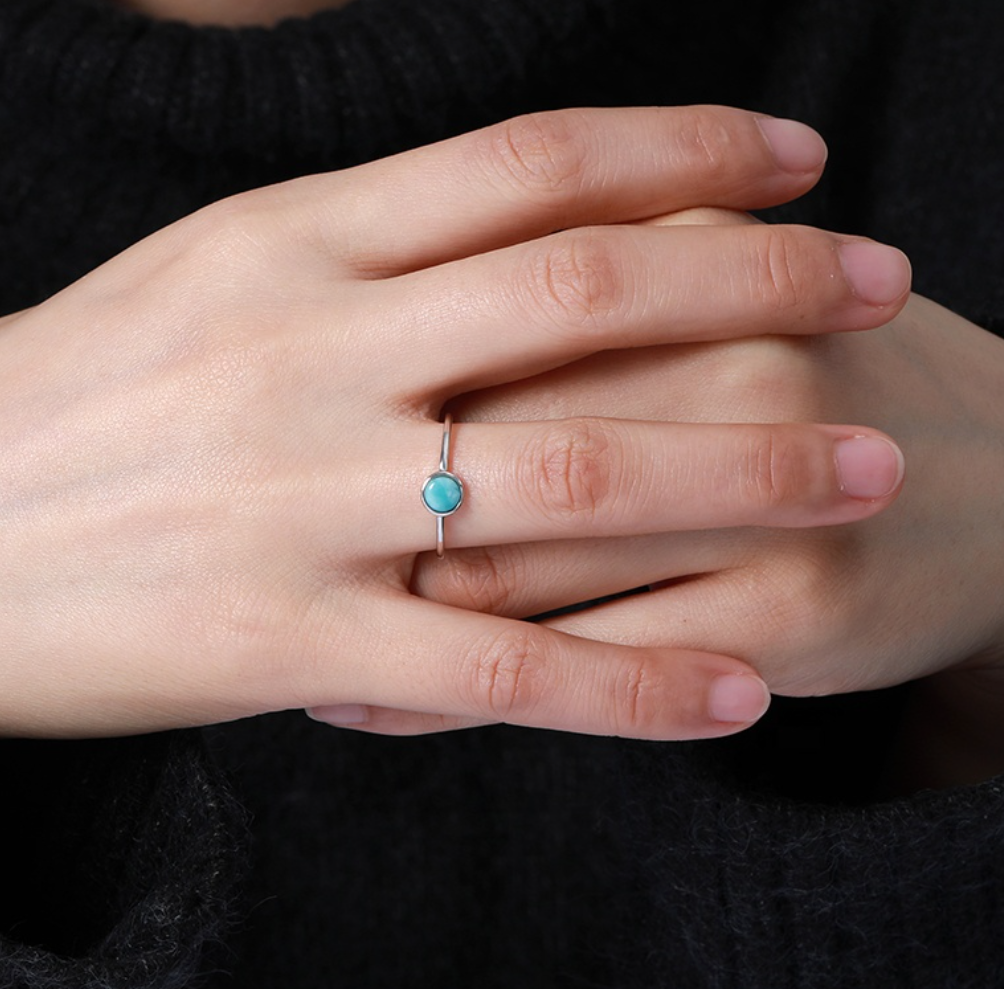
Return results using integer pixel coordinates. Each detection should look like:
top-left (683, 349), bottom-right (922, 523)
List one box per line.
top-left (23, 0), bottom-right (1004, 790)
top-left (0, 106), bottom-right (913, 740)
top-left (418, 213), bottom-right (1004, 791)
top-left (110, 0), bottom-right (348, 27)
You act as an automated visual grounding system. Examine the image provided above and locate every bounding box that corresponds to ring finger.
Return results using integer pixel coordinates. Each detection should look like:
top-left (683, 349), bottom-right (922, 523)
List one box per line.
top-left (343, 417), bottom-right (904, 557)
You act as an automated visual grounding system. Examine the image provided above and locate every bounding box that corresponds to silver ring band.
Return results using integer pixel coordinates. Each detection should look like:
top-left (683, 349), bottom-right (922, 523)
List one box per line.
top-left (420, 414), bottom-right (464, 558)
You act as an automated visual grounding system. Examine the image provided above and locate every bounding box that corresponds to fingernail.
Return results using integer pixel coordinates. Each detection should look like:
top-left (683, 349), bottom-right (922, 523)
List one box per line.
top-left (306, 704), bottom-right (369, 726)
top-left (838, 242), bottom-right (912, 306)
top-left (709, 674), bottom-right (771, 724)
top-left (834, 436), bottom-right (905, 499)
top-left (756, 117), bottom-right (828, 173)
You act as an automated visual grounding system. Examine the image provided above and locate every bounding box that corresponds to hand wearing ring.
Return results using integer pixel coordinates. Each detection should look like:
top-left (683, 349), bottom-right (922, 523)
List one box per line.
top-left (0, 106), bottom-right (909, 740)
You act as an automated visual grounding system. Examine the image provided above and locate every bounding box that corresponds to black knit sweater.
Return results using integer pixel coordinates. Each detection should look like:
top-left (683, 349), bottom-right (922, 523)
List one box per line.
top-left (2, 1), bottom-right (1004, 987)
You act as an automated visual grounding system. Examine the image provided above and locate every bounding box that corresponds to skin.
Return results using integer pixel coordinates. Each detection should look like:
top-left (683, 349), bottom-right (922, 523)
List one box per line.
top-left (109, 0), bottom-right (347, 27)
top-left (0, 106), bottom-right (911, 739)
top-left (102, 0), bottom-right (1004, 791)
top-left (406, 211), bottom-right (1004, 789)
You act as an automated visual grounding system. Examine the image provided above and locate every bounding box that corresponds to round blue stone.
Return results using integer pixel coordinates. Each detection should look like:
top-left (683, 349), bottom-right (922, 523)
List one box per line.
top-left (422, 472), bottom-right (463, 515)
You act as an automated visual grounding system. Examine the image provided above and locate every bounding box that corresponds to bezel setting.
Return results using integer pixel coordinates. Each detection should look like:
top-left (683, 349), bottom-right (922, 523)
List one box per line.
top-left (421, 470), bottom-right (465, 516)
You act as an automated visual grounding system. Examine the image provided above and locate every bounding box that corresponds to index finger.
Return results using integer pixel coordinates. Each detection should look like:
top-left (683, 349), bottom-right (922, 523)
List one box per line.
top-left (304, 106), bottom-right (827, 276)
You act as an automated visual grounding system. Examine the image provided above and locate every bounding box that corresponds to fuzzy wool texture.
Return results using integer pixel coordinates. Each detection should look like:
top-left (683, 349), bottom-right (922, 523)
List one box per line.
top-left (623, 694), bottom-right (1004, 989)
top-left (1, 0), bottom-right (1004, 986)
top-left (0, 732), bottom-right (249, 989)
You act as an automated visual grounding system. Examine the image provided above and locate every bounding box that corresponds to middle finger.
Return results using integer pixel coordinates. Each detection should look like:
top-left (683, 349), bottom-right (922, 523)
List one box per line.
top-left (376, 223), bottom-right (911, 396)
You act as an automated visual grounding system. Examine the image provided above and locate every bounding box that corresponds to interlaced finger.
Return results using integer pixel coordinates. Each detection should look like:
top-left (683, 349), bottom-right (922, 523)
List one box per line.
top-left (303, 594), bottom-right (771, 739)
top-left (298, 106), bottom-right (827, 277)
top-left (410, 529), bottom-right (744, 621)
top-left (375, 222), bottom-right (910, 395)
top-left (356, 418), bottom-right (905, 557)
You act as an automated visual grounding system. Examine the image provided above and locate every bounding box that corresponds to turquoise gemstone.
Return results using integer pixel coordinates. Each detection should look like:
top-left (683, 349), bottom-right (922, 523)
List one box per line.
top-left (422, 472), bottom-right (464, 515)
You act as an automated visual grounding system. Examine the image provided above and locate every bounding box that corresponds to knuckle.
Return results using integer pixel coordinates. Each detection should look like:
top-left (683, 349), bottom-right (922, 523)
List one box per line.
top-left (466, 626), bottom-right (542, 720)
top-left (737, 530), bottom-right (867, 678)
top-left (760, 545), bottom-right (835, 632)
top-left (753, 227), bottom-right (806, 313)
top-left (695, 337), bottom-right (826, 423)
top-left (671, 106), bottom-right (738, 183)
top-left (487, 111), bottom-right (589, 203)
top-left (416, 545), bottom-right (518, 616)
top-left (742, 427), bottom-right (810, 511)
top-left (524, 230), bottom-right (626, 329)
top-left (611, 659), bottom-right (663, 736)
top-left (527, 418), bottom-right (616, 525)
top-left (182, 193), bottom-right (267, 268)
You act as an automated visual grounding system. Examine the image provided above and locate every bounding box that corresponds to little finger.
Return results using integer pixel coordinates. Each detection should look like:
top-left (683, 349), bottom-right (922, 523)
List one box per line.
top-left (305, 594), bottom-right (770, 739)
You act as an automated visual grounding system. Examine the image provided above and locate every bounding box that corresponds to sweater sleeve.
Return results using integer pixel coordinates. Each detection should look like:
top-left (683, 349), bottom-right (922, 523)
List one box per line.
top-left (0, 731), bottom-right (248, 989)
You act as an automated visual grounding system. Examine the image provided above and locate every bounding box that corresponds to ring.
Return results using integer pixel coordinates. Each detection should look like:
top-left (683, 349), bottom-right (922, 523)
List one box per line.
top-left (421, 413), bottom-right (464, 558)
